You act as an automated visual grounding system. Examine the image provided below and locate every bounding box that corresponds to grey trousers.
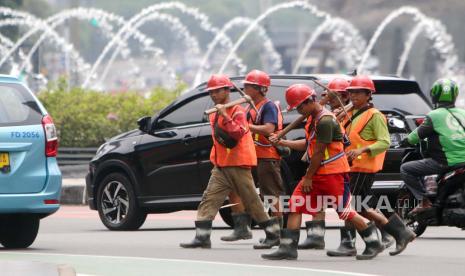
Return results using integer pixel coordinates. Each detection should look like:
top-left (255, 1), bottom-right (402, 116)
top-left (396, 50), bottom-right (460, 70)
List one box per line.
top-left (400, 158), bottom-right (446, 200)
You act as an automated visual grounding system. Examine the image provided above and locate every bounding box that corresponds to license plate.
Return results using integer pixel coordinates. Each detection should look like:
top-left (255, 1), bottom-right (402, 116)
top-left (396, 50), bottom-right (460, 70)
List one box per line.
top-left (0, 152), bottom-right (10, 173)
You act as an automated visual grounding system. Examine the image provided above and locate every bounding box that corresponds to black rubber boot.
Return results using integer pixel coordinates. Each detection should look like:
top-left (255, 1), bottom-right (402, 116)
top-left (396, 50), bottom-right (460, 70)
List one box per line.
top-left (220, 213), bottom-right (252, 241)
top-left (259, 216), bottom-right (283, 243)
top-left (379, 227), bottom-right (395, 249)
top-left (253, 217), bottom-right (280, 249)
top-left (326, 226), bottom-right (357, 257)
top-left (356, 222), bottom-right (384, 260)
top-left (298, 220), bottom-right (325, 249)
top-left (261, 229), bottom-right (300, 260)
top-left (180, 220), bottom-right (212, 249)
top-left (382, 214), bottom-right (416, 256)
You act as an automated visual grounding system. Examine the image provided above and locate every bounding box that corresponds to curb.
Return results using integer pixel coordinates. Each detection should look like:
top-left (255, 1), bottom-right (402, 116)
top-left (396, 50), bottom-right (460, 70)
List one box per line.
top-left (61, 179), bottom-right (86, 205)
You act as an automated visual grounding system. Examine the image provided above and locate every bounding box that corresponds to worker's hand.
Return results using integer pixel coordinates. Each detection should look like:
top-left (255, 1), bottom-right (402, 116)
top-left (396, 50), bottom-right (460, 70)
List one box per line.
top-left (333, 106), bottom-right (343, 116)
top-left (215, 104), bottom-right (227, 117)
top-left (301, 177), bottom-right (313, 194)
top-left (268, 133), bottom-right (281, 145)
top-left (346, 148), bottom-right (364, 162)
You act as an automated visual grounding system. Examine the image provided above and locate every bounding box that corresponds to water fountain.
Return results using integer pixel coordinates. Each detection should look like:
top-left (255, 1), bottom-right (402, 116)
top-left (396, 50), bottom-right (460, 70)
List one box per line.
top-left (357, 6), bottom-right (458, 77)
top-left (292, 17), bottom-right (366, 74)
top-left (96, 11), bottom-right (201, 88)
top-left (0, 1), bottom-right (463, 101)
top-left (83, 1), bottom-right (246, 89)
top-left (0, 8), bottom-right (90, 81)
top-left (218, 0), bottom-right (330, 74)
top-left (194, 16), bottom-right (283, 86)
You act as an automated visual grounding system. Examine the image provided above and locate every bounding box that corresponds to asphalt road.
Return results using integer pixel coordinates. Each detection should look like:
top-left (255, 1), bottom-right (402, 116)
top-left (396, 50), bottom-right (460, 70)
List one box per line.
top-left (0, 206), bottom-right (464, 276)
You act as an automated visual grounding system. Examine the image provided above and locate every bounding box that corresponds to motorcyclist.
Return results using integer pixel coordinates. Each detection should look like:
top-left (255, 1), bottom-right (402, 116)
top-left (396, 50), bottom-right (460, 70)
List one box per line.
top-left (400, 79), bottom-right (465, 214)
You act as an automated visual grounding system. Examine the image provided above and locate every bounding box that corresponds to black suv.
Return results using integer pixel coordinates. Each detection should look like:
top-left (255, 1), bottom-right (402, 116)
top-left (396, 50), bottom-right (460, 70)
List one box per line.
top-left (86, 74), bottom-right (432, 230)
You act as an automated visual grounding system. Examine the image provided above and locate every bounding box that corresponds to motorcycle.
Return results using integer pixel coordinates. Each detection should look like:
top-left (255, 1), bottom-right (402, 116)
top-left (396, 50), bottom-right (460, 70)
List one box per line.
top-left (396, 141), bottom-right (465, 237)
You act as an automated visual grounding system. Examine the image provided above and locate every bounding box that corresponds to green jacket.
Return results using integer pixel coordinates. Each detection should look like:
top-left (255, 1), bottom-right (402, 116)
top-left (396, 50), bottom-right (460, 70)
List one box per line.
top-left (408, 107), bottom-right (465, 166)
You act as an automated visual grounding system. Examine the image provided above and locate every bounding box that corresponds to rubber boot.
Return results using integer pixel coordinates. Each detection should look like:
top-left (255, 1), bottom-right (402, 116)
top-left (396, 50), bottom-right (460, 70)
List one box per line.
top-left (220, 213), bottom-right (253, 241)
top-left (261, 229), bottom-right (300, 260)
top-left (356, 222), bottom-right (384, 260)
top-left (379, 227), bottom-right (395, 249)
top-left (180, 220), bottom-right (212, 249)
top-left (259, 216), bottom-right (283, 243)
top-left (326, 226), bottom-right (357, 257)
top-left (298, 220), bottom-right (325, 249)
top-left (253, 217), bottom-right (280, 249)
top-left (382, 214), bottom-right (416, 256)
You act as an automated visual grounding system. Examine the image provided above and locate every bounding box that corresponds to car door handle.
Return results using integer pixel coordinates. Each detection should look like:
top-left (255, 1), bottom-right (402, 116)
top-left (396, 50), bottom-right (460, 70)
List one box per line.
top-left (182, 134), bottom-right (196, 145)
top-left (154, 130), bottom-right (177, 138)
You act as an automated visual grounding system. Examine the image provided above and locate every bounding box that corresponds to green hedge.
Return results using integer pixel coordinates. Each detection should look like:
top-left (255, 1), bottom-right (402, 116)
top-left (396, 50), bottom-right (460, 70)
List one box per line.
top-left (38, 79), bottom-right (185, 147)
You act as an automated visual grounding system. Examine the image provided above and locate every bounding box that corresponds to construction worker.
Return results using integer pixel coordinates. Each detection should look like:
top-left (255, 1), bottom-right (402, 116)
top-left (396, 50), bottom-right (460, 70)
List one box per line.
top-left (298, 78), bottom-right (351, 250)
top-left (401, 79), bottom-right (465, 214)
top-left (320, 78), bottom-right (351, 112)
top-left (180, 74), bottom-right (280, 249)
top-left (220, 70), bottom-right (285, 247)
top-left (263, 84), bottom-right (384, 260)
top-left (327, 75), bottom-right (416, 257)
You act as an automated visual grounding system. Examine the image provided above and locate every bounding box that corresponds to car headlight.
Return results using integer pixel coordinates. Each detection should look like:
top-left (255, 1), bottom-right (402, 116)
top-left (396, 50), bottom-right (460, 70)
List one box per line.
top-left (96, 143), bottom-right (107, 156)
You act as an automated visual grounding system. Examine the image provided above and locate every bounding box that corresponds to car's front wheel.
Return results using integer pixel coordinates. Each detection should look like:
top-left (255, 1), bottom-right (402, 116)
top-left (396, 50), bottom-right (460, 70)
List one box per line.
top-left (0, 215), bottom-right (40, 248)
top-left (97, 172), bottom-right (147, 230)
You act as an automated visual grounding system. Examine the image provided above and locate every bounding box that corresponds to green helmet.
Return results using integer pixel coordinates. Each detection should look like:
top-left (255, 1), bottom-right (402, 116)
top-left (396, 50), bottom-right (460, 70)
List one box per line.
top-left (430, 78), bottom-right (459, 104)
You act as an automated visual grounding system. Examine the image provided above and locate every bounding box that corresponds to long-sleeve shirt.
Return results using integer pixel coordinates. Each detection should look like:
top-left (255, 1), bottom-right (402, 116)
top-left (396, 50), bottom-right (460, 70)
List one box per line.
top-left (221, 111), bottom-right (248, 141)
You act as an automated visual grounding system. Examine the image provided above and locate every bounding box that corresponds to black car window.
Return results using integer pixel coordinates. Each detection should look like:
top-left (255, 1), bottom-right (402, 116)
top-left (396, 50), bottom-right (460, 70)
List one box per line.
top-left (372, 93), bottom-right (431, 115)
top-left (0, 83), bottom-right (43, 127)
top-left (155, 95), bottom-right (210, 129)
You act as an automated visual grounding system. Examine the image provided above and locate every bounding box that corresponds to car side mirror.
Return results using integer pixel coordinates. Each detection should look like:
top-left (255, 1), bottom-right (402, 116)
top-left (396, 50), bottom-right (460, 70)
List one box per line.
top-left (137, 116), bottom-right (151, 132)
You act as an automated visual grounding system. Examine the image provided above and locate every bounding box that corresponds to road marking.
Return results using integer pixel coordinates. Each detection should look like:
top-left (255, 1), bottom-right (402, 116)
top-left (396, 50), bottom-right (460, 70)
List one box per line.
top-left (0, 252), bottom-right (376, 276)
top-left (50, 206), bottom-right (344, 223)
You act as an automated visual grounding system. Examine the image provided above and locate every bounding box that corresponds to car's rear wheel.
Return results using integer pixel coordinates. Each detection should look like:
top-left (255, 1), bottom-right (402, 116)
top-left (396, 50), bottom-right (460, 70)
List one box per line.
top-left (0, 215), bottom-right (39, 248)
top-left (97, 173), bottom-right (147, 230)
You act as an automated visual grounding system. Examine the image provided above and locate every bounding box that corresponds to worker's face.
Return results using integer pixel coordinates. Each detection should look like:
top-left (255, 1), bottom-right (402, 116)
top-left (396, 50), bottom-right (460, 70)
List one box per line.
top-left (296, 99), bottom-right (315, 116)
top-left (328, 91), bottom-right (350, 110)
top-left (209, 88), bottom-right (229, 105)
top-left (349, 89), bottom-right (371, 108)
top-left (244, 84), bottom-right (266, 100)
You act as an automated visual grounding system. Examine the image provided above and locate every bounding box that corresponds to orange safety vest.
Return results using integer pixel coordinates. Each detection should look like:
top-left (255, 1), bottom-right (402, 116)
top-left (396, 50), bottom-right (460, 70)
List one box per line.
top-left (343, 108), bottom-right (387, 173)
top-left (248, 99), bottom-right (283, 160)
top-left (304, 108), bottom-right (350, 175)
top-left (209, 105), bottom-right (257, 167)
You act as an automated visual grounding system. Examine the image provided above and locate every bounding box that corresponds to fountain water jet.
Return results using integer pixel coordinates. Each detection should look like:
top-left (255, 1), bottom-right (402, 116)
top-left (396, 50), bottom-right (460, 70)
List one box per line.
top-left (219, 1), bottom-right (330, 74)
top-left (194, 16), bottom-right (283, 86)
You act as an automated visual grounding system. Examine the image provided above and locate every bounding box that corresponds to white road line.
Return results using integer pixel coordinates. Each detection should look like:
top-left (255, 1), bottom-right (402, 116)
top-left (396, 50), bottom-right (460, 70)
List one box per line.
top-left (0, 252), bottom-right (377, 276)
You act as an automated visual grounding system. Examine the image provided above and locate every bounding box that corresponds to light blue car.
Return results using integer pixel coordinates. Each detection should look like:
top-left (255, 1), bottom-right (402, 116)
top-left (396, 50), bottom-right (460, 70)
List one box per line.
top-left (0, 75), bottom-right (61, 248)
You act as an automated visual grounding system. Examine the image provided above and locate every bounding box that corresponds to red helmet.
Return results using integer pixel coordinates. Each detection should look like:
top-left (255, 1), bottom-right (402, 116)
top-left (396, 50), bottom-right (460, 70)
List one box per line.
top-left (243, 69), bottom-right (271, 87)
top-left (346, 75), bottom-right (376, 92)
top-left (206, 74), bottom-right (233, 91)
top-left (285, 84), bottom-right (316, 111)
top-left (328, 78), bottom-right (350, 93)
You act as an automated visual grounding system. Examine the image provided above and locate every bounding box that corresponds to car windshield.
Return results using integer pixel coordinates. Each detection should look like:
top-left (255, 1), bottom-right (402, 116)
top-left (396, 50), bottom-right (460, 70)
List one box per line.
top-left (0, 83), bottom-right (43, 127)
top-left (372, 93), bottom-right (431, 115)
